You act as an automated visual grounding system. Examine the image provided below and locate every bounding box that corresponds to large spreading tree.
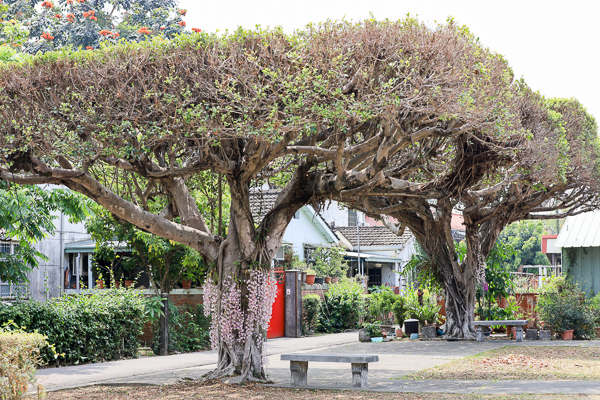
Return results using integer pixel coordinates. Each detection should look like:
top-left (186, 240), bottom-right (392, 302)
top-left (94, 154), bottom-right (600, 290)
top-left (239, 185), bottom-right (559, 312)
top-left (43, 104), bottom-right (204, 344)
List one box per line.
top-left (346, 94), bottom-right (599, 338)
top-left (1, 18), bottom-right (598, 379)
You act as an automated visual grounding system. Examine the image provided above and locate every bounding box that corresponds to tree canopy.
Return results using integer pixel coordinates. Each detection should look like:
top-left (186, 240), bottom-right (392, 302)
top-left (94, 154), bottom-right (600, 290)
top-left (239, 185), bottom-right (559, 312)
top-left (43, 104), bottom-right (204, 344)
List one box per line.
top-left (0, 0), bottom-right (192, 55)
top-left (0, 17), bottom-right (598, 374)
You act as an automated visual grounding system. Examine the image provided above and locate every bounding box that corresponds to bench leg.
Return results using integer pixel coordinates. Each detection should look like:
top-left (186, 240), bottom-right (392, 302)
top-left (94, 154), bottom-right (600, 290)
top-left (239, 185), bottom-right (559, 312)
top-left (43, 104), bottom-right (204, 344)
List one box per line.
top-left (351, 363), bottom-right (368, 387)
top-left (290, 361), bottom-right (308, 386)
top-left (475, 326), bottom-right (484, 342)
top-left (516, 326), bottom-right (524, 342)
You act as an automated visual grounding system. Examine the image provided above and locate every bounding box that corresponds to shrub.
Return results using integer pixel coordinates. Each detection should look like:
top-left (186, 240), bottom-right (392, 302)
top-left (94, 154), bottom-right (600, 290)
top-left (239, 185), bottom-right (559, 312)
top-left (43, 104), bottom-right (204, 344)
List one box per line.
top-left (319, 279), bottom-right (365, 332)
top-left (0, 326), bottom-right (48, 399)
top-left (536, 280), bottom-right (595, 338)
top-left (405, 288), bottom-right (441, 325)
top-left (361, 321), bottom-right (383, 338)
top-left (310, 247), bottom-right (348, 278)
top-left (392, 297), bottom-right (407, 327)
top-left (367, 286), bottom-right (401, 325)
top-left (302, 294), bottom-right (321, 334)
top-left (151, 303), bottom-right (211, 354)
top-left (0, 289), bottom-right (146, 366)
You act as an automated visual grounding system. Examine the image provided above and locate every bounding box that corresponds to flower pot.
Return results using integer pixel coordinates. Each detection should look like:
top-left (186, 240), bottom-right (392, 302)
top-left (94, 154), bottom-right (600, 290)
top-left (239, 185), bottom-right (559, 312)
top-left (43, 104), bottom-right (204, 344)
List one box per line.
top-left (332, 277), bottom-right (339, 284)
top-left (314, 277), bottom-right (324, 285)
top-left (124, 280), bottom-right (134, 288)
top-left (560, 329), bottom-right (574, 340)
top-left (324, 277), bottom-right (332, 284)
top-left (395, 328), bottom-right (403, 338)
top-left (305, 274), bottom-right (316, 285)
top-left (511, 327), bottom-right (517, 339)
top-left (181, 280), bottom-right (192, 289)
top-left (595, 327), bottom-right (600, 338)
top-left (96, 280), bottom-right (105, 289)
top-left (113, 281), bottom-right (120, 289)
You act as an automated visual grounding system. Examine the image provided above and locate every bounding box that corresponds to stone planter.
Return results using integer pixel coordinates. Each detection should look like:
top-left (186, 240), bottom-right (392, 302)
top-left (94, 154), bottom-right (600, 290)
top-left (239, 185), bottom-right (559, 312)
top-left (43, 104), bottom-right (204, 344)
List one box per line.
top-left (421, 326), bottom-right (437, 339)
top-left (539, 330), bottom-right (552, 341)
top-left (525, 329), bottom-right (538, 340)
top-left (358, 328), bottom-right (371, 342)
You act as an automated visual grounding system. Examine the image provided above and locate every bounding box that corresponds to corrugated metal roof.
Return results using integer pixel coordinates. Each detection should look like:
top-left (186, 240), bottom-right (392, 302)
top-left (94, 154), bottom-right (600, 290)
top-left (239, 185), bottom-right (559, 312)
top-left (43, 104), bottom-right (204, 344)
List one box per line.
top-left (555, 210), bottom-right (600, 248)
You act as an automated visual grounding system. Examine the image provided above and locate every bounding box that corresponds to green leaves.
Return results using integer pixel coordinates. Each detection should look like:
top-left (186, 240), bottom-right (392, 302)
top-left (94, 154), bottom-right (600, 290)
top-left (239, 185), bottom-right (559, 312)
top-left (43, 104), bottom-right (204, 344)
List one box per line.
top-left (0, 289), bottom-right (146, 366)
top-left (0, 183), bottom-right (91, 284)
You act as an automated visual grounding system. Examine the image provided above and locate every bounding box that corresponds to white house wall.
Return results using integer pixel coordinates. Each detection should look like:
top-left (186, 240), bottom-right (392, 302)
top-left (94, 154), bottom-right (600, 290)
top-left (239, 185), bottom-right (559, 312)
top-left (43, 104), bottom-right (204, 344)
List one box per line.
top-left (283, 207), bottom-right (336, 259)
top-left (28, 209), bottom-right (90, 301)
top-left (320, 200), bottom-right (365, 228)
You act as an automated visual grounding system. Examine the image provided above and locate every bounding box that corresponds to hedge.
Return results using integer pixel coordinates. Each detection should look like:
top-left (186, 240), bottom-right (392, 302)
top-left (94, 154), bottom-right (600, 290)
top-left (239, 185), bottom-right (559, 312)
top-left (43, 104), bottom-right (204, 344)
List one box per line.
top-left (0, 289), bottom-right (145, 366)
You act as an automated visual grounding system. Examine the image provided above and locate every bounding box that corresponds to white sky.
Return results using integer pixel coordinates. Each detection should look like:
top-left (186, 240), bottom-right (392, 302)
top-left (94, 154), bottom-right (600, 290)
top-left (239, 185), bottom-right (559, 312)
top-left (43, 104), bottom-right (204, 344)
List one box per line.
top-left (179, 0), bottom-right (600, 123)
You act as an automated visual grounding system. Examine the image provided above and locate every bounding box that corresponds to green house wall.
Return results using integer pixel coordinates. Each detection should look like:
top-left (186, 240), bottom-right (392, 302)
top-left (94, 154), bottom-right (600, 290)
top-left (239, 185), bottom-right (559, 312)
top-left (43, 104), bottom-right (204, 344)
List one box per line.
top-left (563, 247), bottom-right (600, 296)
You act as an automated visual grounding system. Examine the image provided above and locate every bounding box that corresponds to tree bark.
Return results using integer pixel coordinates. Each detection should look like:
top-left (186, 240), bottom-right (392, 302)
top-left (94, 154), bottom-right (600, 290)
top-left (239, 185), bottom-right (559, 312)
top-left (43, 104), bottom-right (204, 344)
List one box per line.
top-left (159, 294), bottom-right (170, 356)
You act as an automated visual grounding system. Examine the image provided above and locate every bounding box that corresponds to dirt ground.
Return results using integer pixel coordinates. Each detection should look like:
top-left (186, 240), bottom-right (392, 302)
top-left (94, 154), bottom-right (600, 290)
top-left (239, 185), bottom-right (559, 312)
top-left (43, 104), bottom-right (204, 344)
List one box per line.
top-left (30, 382), bottom-right (600, 400)
top-left (410, 346), bottom-right (600, 380)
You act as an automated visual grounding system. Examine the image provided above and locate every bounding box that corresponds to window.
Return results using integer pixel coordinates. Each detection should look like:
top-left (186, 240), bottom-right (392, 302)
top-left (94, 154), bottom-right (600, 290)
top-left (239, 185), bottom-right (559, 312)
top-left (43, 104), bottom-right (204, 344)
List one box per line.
top-left (0, 241), bottom-right (26, 298)
top-left (303, 245), bottom-right (317, 265)
top-left (348, 209), bottom-right (357, 227)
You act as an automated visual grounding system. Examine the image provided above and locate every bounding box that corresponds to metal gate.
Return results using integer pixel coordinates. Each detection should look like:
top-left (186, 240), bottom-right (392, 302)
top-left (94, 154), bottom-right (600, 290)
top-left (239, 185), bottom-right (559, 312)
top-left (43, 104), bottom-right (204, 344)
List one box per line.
top-left (267, 271), bottom-right (285, 339)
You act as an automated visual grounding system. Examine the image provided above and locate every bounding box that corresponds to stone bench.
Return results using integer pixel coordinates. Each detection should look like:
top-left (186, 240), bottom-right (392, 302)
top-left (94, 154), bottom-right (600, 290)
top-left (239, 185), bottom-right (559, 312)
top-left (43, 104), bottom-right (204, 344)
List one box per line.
top-left (473, 320), bottom-right (529, 342)
top-left (281, 353), bottom-right (379, 387)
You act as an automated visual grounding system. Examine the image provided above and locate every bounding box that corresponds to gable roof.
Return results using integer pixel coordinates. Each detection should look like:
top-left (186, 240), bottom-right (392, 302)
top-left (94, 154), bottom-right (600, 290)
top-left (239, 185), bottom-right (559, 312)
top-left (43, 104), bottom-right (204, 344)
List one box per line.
top-left (249, 189), bottom-right (338, 244)
top-left (335, 226), bottom-right (413, 248)
top-left (249, 189), bottom-right (279, 223)
top-left (555, 210), bottom-right (600, 248)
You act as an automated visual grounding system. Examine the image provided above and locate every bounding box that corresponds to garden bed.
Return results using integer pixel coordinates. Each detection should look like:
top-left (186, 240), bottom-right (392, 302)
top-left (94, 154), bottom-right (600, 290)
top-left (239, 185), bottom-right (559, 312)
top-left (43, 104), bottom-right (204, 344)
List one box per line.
top-left (409, 346), bottom-right (600, 380)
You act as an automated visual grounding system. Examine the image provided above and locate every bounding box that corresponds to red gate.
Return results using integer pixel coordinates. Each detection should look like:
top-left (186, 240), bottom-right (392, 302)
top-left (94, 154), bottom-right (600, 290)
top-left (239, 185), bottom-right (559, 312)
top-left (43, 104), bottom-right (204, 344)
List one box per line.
top-left (267, 271), bottom-right (285, 339)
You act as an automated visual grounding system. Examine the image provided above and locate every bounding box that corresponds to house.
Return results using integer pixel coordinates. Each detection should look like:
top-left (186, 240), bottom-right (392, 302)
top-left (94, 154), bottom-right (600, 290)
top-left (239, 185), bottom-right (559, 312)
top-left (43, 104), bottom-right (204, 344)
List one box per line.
top-left (1, 204), bottom-right (90, 301)
top-left (249, 190), bottom-right (339, 263)
top-left (250, 190), bottom-right (416, 288)
top-left (555, 210), bottom-right (600, 296)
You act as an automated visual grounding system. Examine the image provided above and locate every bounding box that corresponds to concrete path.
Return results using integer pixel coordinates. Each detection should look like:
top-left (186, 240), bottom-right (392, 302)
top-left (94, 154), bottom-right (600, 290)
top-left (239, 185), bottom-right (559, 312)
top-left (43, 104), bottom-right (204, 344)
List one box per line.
top-left (36, 331), bottom-right (357, 391)
top-left (36, 335), bottom-right (600, 395)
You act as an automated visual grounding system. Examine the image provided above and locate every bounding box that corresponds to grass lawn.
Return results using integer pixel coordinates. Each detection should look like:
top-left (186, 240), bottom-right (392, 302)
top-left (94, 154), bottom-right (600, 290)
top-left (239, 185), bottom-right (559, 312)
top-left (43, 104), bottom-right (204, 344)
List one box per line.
top-left (409, 346), bottom-right (600, 380)
top-left (30, 382), bottom-right (600, 400)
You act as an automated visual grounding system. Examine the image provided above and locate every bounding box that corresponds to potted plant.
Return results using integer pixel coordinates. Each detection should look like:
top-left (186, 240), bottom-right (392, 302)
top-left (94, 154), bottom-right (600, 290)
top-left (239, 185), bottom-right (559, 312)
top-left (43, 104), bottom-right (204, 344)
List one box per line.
top-left (362, 322), bottom-right (383, 342)
top-left (537, 281), bottom-right (596, 340)
top-left (305, 268), bottom-right (316, 285)
top-left (181, 279), bottom-right (192, 289)
top-left (312, 247), bottom-right (348, 287)
top-left (96, 279), bottom-right (105, 289)
top-left (392, 297), bottom-right (407, 337)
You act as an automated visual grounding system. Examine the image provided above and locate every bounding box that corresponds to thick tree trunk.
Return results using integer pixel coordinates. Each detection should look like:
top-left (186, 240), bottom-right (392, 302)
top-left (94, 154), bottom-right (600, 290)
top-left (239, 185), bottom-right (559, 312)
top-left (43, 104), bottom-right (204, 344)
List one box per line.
top-left (203, 259), bottom-right (276, 382)
top-left (442, 273), bottom-right (476, 339)
top-left (201, 181), bottom-right (284, 382)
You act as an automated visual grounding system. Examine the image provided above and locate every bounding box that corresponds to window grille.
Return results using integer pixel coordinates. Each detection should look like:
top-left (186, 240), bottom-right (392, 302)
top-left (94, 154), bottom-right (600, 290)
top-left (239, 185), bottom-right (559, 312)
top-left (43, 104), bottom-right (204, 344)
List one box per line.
top-left (0, 241), bottom-right (26, 298)
top-left (348, 209), bottom-right (357, 227)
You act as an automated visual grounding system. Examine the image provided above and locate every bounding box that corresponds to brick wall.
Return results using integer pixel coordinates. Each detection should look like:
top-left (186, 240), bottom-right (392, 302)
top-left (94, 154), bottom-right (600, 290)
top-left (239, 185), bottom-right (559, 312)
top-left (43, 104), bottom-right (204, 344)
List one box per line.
top-left (301, 284), bottom-right (329, 299)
